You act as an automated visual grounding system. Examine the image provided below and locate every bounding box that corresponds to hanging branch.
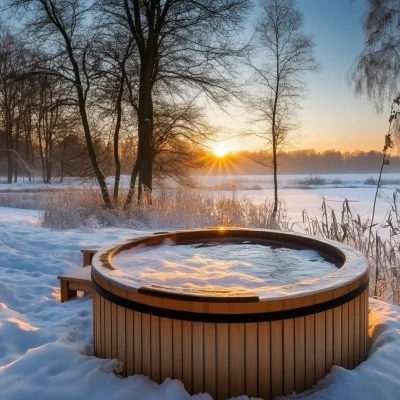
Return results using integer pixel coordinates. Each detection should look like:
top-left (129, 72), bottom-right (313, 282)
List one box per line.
top-left (368, 97), bottom-right (398, 295)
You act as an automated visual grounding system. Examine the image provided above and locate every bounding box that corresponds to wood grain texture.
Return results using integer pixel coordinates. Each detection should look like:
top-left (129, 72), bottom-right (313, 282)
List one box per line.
top-left (216, 324), bottom-right (229, 400)
top-left (204, 323), bottom-right (217, 399)
top-left (229, 323), bottom-right (245, 398)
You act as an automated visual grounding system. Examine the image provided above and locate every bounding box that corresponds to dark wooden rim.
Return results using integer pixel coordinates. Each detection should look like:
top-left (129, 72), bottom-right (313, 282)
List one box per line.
top-left (92, 274), bottom-right (369, 323)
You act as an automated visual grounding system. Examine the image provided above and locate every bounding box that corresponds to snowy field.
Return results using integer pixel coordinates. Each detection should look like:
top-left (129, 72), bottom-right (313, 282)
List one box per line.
top-left (0, 207), bottom-right (400, 399)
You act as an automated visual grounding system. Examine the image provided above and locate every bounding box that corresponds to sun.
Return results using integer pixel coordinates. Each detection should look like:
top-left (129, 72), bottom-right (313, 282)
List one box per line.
top-left (213, 144), bottom-right (229, 158)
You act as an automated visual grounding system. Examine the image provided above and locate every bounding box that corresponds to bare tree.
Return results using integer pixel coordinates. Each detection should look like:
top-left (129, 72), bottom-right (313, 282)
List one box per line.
top-left (349, 0), bottom-right (400, 114)
top-left (0, 30), bottom-right (27, 183)
top-left (8, 0), bottom-right (113, 208)
top-left (248, 0), bottom-right (318, 215)
top-left (98, 0), bottom-right (251, 203)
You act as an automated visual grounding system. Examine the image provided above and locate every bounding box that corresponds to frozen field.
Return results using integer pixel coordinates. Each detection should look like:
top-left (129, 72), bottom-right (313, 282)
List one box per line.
top-left (0, 207), bottom-right (399, 399)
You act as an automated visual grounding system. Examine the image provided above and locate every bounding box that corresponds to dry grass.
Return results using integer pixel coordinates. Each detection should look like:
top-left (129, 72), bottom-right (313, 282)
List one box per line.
top-left (28, 187), bottom-right (290, 231)
top-left (299, 196), bottom-right (400, 305)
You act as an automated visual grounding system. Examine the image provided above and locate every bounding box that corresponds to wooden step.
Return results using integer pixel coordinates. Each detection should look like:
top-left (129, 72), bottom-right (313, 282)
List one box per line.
top-left (58, 267), bottom-right (92, 302)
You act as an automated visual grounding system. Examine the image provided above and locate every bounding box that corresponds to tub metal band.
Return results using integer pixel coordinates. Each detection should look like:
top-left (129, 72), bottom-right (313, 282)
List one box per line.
top-left (91, 274), bottom-right (369, 323)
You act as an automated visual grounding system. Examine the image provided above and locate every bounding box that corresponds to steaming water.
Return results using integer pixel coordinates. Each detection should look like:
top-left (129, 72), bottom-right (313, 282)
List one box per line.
top-left (112, 241), bottom-right (339, 291)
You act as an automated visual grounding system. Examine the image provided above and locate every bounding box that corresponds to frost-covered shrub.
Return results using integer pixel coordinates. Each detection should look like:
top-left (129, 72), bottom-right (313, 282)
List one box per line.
top-left (298, 175), bottom-right (326, 185)
top-left (35, 187), bottom-right (290, 231)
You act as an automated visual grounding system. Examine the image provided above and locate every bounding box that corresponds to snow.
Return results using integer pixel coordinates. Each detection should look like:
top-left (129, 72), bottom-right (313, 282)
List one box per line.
top-left (112, 241), bottom-right (338, 293)
top-left (0, 206), bottom-right (400, 399)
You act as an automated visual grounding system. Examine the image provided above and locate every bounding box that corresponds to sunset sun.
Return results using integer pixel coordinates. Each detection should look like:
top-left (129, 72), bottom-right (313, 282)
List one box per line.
top-left (213, 144), bottom-right (229, 158)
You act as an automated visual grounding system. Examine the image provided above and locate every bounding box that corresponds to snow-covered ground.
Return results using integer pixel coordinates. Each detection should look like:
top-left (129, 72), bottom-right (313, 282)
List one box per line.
top-left (0, 207), bottom-right (400, 399)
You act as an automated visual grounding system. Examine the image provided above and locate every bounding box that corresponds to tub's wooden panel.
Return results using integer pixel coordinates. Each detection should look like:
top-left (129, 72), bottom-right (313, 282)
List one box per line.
top-left (348, 298), bottom-right (355, 369)
top-left (204, 323), bottom-right (217, 399)
top-left (133, 312), bottom-right (142, 373)
top-left (141, 313), bottom-right (151, 377)
top-left (117, 304), bottom-right (126, 375)
top-left (258, 321), bottom-right (271, 400)
top-left (216, 323), bottom-right (229, 400)
top-left (341, 302), bottom-right (349, 369)
top-left (305, 314), bottom-right (315, 388)
top-left (104, 298), bottom-right (112, 359)
top-left (325, 309), bottom-right (333, 374)
top-left (182, 321), bottom-right (193, 394)
top-left (283, 318), bottom-right (295, 395)
top-left (229, 323), bottom-right (245, 398)
top-left (315, 311), bottom-right (326, 382)
top-left (294, 316), bottom-right (305, 394)
top-left (245, 323), bottom-right (258, 398)
top-left (172, 319), bottom-right (183, 381)
top-left (353, 296), bottom-right (360, 366)
top-left (151, 315), bottom-right (161, 382)
top-left (192, 322), bottom-right (204, 394)
top-left (125, 308), bottom-right (134, 376)
top-left (333, 305), bottom-right (342, 366)
top-left (160, 318), bottom-right (173, 383)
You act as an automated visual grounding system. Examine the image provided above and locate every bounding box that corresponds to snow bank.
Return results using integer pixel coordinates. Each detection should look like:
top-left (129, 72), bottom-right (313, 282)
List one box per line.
top-left (0, 207), bottom-right (399, 399)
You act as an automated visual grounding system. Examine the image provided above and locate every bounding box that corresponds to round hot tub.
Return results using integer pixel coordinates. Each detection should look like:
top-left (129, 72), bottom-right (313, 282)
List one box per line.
top-left (91, 228), bottom-right (369, 400)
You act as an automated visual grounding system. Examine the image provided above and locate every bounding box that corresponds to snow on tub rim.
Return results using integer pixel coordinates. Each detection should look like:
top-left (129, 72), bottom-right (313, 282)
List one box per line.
top-left (91, 228), bottom-right (369, 400)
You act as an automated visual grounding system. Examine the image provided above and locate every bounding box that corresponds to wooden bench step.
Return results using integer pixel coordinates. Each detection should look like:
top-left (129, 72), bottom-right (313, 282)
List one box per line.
top-left (58, 267), bottom-right (92, 302)
top-left (81, 249), bottom-right (98, 267)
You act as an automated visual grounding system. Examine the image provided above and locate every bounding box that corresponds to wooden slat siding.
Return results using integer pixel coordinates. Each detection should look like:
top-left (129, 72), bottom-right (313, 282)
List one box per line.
top-left (353, 296), bottom-right (360, 366)
top-left (216, 323), bottom-right (229, 400)
top-left (359, 291), bottom-right (365, 362)
top-left (172, 320), bottom-right (183, 381)
top-left (204, 323), bottom-right (217, 399)
top-left (133, 312), bottom-right (142, 374)
top-left (182, 320), bottom-right (193, 394)
top-left (142, 313), bottom-right (151, 377)
top-left (305, 314), bottom-right (315, 389)
top-left (271, 320), bottom-right (283, 399)
top-left (160, 318), bottom-right (173, 383)
top-left (125, 308), bottom-right (134, 376)
top-left (117, 304), bottom-right (126, 375)
top-left (283, 319), bottom-right (295, 395)
top-left (111, 303), bottom-right (118, 360)
top-left (92, 290), bottom-right (97, 352)
top-left (347, 299), bottom-right (355, 369)
top-left (314, 312), bottom-right (326, 382)
top-left (258, 321), bottom-right (271, 400)
top-left (364, 291), bottom-right (369, 360)
top-left (341, 302), bottom-right (349, 369)
top-left (229, 323), bottom-right (245, 398)
top-left (192, 322), bottom-right (204, 394)
top-left (333, 305), bottom-right (342, 366)
top-left (151, 315), bottom-right (161, 383)
top-left (325, 309), bottom-right (333, 374)
top-left (100, 295), bottom-right (105, 358)
top-left (294, 317), bottom-right (305, 394)
top-left (104, 298), bottom-right (112, 359)
top-left (245, 323), bottom-right (258, 398)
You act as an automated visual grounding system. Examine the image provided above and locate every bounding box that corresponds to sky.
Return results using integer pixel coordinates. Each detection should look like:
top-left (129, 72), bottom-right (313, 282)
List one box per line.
top-left (209, 0), bottom-right (389, 154)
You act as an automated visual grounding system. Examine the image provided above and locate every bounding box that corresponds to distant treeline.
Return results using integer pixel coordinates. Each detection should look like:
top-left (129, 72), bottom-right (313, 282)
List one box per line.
top-left (199, 149), bottom-right (400, 175)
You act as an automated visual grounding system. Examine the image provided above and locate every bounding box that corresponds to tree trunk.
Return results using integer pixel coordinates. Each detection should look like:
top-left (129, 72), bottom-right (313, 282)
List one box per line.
top-left (136, 55), bottom-right (154, 203)
top-left (7, 152), bottom-right (13, 183)
top-left (124, 160), bottom-right (140, 210)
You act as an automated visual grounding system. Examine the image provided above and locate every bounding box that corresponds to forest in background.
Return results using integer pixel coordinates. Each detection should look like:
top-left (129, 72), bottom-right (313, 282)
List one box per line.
top-left (197, 149), bottom-right (400, 175)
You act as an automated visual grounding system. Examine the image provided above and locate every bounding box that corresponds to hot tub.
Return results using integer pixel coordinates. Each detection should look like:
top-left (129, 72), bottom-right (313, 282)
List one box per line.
top-left (91, 228), bottom-right (369, 400)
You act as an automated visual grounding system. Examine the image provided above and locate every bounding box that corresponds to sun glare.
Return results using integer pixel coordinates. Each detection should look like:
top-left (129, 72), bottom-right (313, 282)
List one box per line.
top-left (214, 144), bottom-right (229, 158)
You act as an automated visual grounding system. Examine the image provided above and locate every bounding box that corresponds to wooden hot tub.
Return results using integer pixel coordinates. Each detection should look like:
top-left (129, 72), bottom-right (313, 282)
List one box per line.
top-left (91, 228), bottom-right (369, 400)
